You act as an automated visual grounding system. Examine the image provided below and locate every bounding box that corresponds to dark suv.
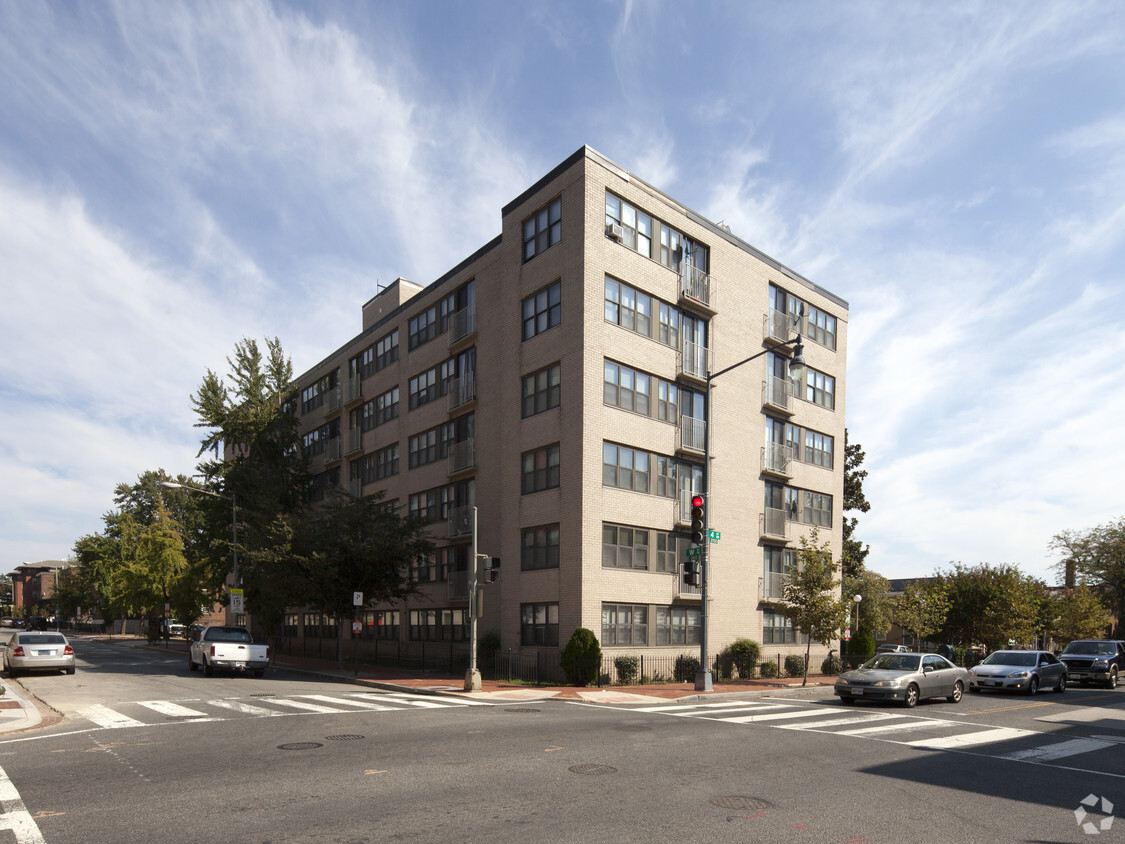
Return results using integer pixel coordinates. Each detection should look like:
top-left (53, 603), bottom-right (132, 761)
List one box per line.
top-left (1059, 640), bottom-right (1125, 688)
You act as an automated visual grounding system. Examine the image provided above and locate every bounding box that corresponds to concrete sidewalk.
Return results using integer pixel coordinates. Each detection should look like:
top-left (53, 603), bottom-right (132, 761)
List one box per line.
top-left (0, 679), bottom-right (43, 735)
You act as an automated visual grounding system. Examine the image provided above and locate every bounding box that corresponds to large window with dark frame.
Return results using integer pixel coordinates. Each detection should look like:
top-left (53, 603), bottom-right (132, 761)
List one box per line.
top-left (376, 386), bottom-right (399, 426)
top-left (375, 329), bottom-right (399, 371)
top-left (602, 524), bottom-right (649, 569)
top-left (763, 610), bottom-right (804, 644)
top-left (522, 281), bottom-right (561, 340)
top-left (522, 363), bottom-right (561, 418)
top-left (521, 524), bottom-right (560, 571)
top-left (521, 443), bottom-right (560, 494)
top-left (520, 602), bottom-right (559, 646)
top-left (522, 197), bottom-right (561, 262)
top-left (408, 367), bottom-right (439, 410)
top-left (602, 442), bottom-right (650, 493)
top-left (376, 443), bottom-right (399, 479)
top-left (655, 606), bottom-right (701, 646)
top-left (351, 345), bottom-right (375, 380)
top-left (601, 603), bottom-right (648, 646)
top-left (408, 303), bottom-right (439, 350)
top-left (803, 367), bottom-right (836, 410)
top-left (409, 609), bottom-right (468, 642)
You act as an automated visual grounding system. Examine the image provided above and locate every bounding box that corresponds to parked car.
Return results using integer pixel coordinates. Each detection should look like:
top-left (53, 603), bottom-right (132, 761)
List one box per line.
top-left (967, 650), bottom-right (1066, 695)
top-left (164, 621), bottom-right (187, 638)
top-left (1058, 640), bottom-right (1125, 689)
top-left (875, 644), bottom-right (912, 654)
top-left (835, 652), bottom-right (967, 707)
top-left (3, 631), bottom-right (76, 677)
top-left (188, 625), bottom-right (270, 677)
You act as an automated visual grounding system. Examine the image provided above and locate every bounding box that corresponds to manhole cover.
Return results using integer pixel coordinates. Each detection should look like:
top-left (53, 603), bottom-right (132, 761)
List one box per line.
top-left (614, 725), bottom-right (652, 732)
top-left (277, 742), bottom-right (324, 751)
top-left (505, 708), bottom-right (540, 713)
top-left (568, 764), bottom-right (617, 776)
top-left (325, 734), bottom-right (365, 741)
top-left (709, 796), bottom-right (774, 811)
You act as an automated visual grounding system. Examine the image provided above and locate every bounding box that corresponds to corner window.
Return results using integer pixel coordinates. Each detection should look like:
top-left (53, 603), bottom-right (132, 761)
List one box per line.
top-left (523, 197), bottom-right (561, 261)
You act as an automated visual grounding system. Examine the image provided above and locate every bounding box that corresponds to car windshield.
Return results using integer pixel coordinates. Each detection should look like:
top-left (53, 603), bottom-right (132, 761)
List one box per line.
top-left (861, 654), bottom-right (921, 672)
top-left (982, 651), bottom-right (1035, 666)
top-left (18, 634), bottom-right (66, 646)
top-left (1062, 642), bottom-right (1115, 656)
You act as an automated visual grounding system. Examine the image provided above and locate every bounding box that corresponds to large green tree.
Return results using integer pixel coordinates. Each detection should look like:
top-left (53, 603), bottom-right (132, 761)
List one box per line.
top-left (841, 431), bottom-right (871, 581)
top-left (1049, 585), bottom-right (1114, 643)
top-left (843, 568), bottom-right (891, 657)
top-left (782, 529), bottom-right (849, 686)
top-left (1050, 517), bottom-right (1125, 638)
top-left (936, 563), bottom-right (1045, 651)
top-left (891, 580), bottom-right (950, 645)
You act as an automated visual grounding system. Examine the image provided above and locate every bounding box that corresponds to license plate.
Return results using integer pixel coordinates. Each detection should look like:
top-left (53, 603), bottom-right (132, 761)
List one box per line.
top-left (852, 689), bottom-right (863, 695)
top-left (38, 650), bottom-right (55, 656)
top-left (983, 680), bottom-right (998, 686)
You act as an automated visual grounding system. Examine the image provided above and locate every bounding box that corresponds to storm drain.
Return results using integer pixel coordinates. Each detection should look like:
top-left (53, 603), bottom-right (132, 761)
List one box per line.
top-left (568, 764), bottom-right (617, 776)
top-left (277, 742), bottom-right (324, 751)
top-left (504, 708), bottom-right (540, 713)
top-left (709, 796), bottom-right (774, 811)
top-left (325, 734), bottom-right (365, 741)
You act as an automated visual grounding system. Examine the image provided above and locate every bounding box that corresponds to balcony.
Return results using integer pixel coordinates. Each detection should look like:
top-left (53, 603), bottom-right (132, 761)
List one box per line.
top-left (447, 569), bottom-right (469, 602)
top-left (448, 306), bottom-right (476, 347)
top-left (761, 443), bottom-right (792, 478)
top-left (447, 371), bottom-right (475, 411)
top-left (676, 576), bottom-right (702, 600)
top-left (326, 385), bottom-right (342, 414)
top-left (760, 571), bottom-right (789, 602)
top-left (762, 375), bottom-right (794, 415)
top-left (447, 505), bottom-right (473, 538)
top-left (760, 507), bottom-right (789, 543)
top-left (325, 437), bottom-right (342, 462)
top-left (348, 477), bottom-right (362, 498)
top-left (675, 489), bottom-right (699, 527)
top-left (346, 427), bottom-right (363, 455)
top-left (345, 373), bottom-right (363, 405)
top-left (678, 416), bottom-right (705, 454)
top-left (765, 308), bottom-right (799, 344)
top-left (678, 339), bottom-right (707, 383)
top-left (448, 438), bottom-right (475, 474)
top-left (680, 263), bottom-right (712, 310)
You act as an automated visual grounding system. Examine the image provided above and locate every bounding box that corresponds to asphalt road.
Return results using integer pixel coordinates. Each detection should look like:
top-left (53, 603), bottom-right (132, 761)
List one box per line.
top-left (2, 640), bottom-right (1124, 843)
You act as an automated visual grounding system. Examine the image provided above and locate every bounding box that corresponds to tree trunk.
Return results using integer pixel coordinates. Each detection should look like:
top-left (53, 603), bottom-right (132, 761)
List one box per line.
top-left (803, 634), bottom-right (813, 686)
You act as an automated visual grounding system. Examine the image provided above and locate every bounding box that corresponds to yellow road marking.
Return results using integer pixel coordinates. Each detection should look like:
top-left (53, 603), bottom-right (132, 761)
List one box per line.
top-left (544, 745), bottom-right (565, 752)
top-left (962, 701), bottom-right (1057, 714)
top-left (364, 769), bottom-right (388, 775)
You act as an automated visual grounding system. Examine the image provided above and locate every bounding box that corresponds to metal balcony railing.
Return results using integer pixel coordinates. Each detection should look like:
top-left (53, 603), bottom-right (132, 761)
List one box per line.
top-left (766, 308), bottom-right (798, 343)
top-left (349, 477), bottom-right (362, 498)
top-left (679, 416), bottom-right (705, 453)
top-left (676, 489), bottom-right (700, 526)
top-left (680, 339), bottom-right (707, 381)
top-left (345, 374), bottom-right (363, 404)
top-left (327, 385), bottom-right (342, 413)
top-left (761, 443), bottom-right (792, 476)
top-left (346, 428), bottom-right (363, 455)
top-left (448, 438), bottom-right (475, 474)
top-left (681, 263), bottom-right (711, 307)
top-left (763, 375), bottom-right (792, 413)
top-left (761, 571), bottom-right (789, 601)
top-left (447, 505), bottom-right (473, 537)
top-left (448, 570), bottom-right (469, 602)
top-left (761, 507), bottom-right (789, 541)
top-left (676, 577), bottom-right (702, 599)
top-left (449, 306), bottom-right (476, 344)
top-left (326, 437), bottom-right (341, 462)
top-left (447, 371), bottom-right (475, 410)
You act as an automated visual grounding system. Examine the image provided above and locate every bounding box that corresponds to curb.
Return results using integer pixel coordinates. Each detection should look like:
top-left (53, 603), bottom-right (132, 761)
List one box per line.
top-left (0, 679), bottom-right (43, 735)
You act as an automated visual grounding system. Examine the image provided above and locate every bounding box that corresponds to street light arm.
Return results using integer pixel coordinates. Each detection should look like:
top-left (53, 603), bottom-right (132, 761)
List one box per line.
top-left (708, 335), bottom-right (804, 382)
top-left (160, 481), bottom-right (230, 502)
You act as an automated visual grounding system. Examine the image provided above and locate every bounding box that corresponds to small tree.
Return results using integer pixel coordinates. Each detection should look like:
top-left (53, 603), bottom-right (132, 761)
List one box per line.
top-left (726, 638), bottom-right (761, 679)
top-left (782, 529), bottom-right (849, 686)
top-left (1052, 586), bottom-right (1114, 643)
top-left (561, 627), bottom-right (602, 686)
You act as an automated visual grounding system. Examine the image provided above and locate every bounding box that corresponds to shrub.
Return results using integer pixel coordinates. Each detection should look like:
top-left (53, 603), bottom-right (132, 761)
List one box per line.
top-left (614, 655), bottom-right (639, 685)
top-left (820, 652), bottom-right (842, 676)
top-left (674, 654), bottom-right (700, 682)
top-left (560, 627), bottom-right (602, 686)
top-left (784, 654), bottom-right (805, 678)
top-left (759, 660), bottom-right (779, 678)
top-left (726, 638), bottom-right (761, 679)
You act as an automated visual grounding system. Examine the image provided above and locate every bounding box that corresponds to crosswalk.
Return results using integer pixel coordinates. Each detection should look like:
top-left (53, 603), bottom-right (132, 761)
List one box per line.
top-left (74, 691), bottom-right (487, 731)
top-left (604, 699), bottom-right (1125, 766)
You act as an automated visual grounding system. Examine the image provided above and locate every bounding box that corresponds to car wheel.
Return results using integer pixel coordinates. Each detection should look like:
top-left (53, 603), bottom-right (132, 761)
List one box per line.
top-left (1026, 676), bottom-right (1039, 696)
top-left (903, 684), bottom-right (919, 708)
top-left (947, 681), bottom-right (964, 703)
top-left (66, 666), bottom-right (75, 676)
top-left (1109, 668), bottom-right (1118, 690)
top-left (839, 696), bottom-right (855, 705)
top-left (1055, 673), bottom-right (1066, 693)
top-left (203, 658), bottom-right (213, 678)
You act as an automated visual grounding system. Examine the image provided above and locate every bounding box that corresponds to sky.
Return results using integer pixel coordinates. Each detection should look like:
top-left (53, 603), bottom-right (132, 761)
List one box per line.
top-left (2, 1), bottom-right (1124, 586)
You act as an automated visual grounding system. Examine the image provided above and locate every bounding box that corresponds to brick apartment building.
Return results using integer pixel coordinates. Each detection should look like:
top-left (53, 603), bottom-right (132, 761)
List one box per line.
top-left (283, 146), bottom-right (848, 674)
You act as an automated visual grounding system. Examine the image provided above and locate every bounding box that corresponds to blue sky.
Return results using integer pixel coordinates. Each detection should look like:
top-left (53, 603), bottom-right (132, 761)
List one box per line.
top-left (3, 1), bottom-right (1124, 585)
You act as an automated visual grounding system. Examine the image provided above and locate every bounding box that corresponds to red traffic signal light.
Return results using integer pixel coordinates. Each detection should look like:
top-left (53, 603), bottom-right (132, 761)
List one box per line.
top-left (691, 494), bottom-right (704, 510)
top-left (690, 494), bottom-right (705, 544)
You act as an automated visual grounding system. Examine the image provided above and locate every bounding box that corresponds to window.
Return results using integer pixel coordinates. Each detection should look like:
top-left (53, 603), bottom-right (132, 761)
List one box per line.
top-left (804, 367), bottom-right (836, 410)
top-left (351, 345), bottom-right (375, 380)
top-left (806, 305), bottom-right (837, 351)
top-left (603, 360), bottom-right (651, 416)
top-left (375, 386), bottom-right (399, 425)
top-left (409, 367), bottom-right (439, 410)
top-left (602, 524), bottom-right (649, 569)
top-left (658, 303), bottom-right (680, 349)
top-left (375, 329), bottom-right (399, 371)
top-left (763, 547), bottom-right (798, 599)
top-left (368, 610), bottom-right (399, 640)
top-left (409, 609), bottom-right (468, 642)
top-left (655, 606), bottom-right (700, 645)
top-left (605, 193), bottom-right (652, 258)
top-left (763, 611), bottom-right (800, 644)
top-left (521, 444), bottom-right (560, 493)
top-left (376, 443), bottom-right (399, 479)
top-left (301, 370), bottom-right (338, 415)
top-left (522, 363), bottom-right (561, 418)
top-left (659, 224), bottom-right (682, 270)
top-left (408, 488), bottom-right (441, 523)
top-left (522, 281), bottom-right (561, 340)
top-left (352, 454), bottom-right (374, 486)
top-left (523, 197), bottom-right (562, 261)
top-left (408, 428), bottom-right (439, 468)
top-left (602, 442), bottom-right (650, 493)
top-left (303, 427), bottom-right (324, 457)
top-left (521, 524), bottom-right (560, 571)
top-left (804, 430), bottom-right (834, 469)
top-left (604, 278), bottom-right (652, 336)
top-left (601, 603), bottom-right (648, 646)
top-left (803, 491), bottom-right (833, 527)
top-left (521, 602), bottom-right (559, 646)
top-left (409, 304), bottom-right (439, 350)
top-left (655, 532), bottom-right (688, 573)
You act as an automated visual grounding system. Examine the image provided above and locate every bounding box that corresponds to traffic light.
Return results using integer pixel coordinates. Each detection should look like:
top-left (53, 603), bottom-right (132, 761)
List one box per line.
top-left (682, 560), bottom-right (700, 588)
top-left (483, 556), bottom-right (500, 583)
top-left (690, 494), bottom-right (706, 544)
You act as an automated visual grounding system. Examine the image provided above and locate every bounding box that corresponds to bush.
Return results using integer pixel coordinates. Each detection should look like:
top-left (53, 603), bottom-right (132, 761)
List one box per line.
top-left (560, 628), bottom-right (602, 686)
top-left (726, 638), bottom-right (761, 679)
top-left (759, 660), bottom-right (779, 678)
top-left (674, 654), bottom-right (700, 682)
top-left (614, 655), bottom-right (639, 685)
top-left (848, 630), bottom-right (875, 660)
top-left (820, 652), bottom-right (842, 675)
top-left (784, 654), bottom-right (805, 678)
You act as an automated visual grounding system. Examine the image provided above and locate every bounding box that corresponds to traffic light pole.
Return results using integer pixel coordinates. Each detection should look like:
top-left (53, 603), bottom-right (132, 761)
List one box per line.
top-left (694, 335), bottom-right (805, 692)
top-left (464, 506), bottom-right (481, 692)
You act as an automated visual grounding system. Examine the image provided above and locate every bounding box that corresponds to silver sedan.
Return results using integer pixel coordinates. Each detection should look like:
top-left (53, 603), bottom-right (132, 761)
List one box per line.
top-left (835, 653), bottom-right (967, 707)
top-left (967, 649), bottom-right (1066, 695)
top-left (3, 631), bottom-right (76, 677)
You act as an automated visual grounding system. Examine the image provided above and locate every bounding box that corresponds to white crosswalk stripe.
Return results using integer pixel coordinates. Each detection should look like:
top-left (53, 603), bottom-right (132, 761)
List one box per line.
top-left (135, 701), bottom-right (211, 718)
top-left (78, 704), bottom-right (146, 729)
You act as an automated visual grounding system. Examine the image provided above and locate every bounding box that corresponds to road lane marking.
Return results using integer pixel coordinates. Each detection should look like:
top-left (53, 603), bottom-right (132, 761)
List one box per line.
top-left (77, 704), bottom-right (145, 729)
top-left (135, 701), bottom-right (210, 718)
top-left (998, 738), bottom-right (1117, 762)
top-left (0, 763), bottom-right (46, 844)
top-left (777, 713), bottom-right (905, 731)
top-left (207, 700), bottom-right (279, 716)
top-left (720, 709), bottom-right (838, 724)
top-left (295, 695), bottom-right (397, 711)
top-left (632, 702), bottom-right (791, 714)
top-left (905, 726), bottom-right (1037, 749)
top-left (260, 698), bottom-right (345, 714)
top-left (833, 719), bottom-right (969, 736)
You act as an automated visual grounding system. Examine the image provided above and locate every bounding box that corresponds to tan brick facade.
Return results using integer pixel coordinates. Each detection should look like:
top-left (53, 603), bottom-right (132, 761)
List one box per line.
top-left (293, 147), bottom-right (848, 671)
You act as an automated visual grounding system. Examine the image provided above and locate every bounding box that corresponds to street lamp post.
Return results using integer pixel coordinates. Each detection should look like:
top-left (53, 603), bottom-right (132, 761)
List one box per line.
top-left (852, 594), bottom-right (862, 667)
top-left (695, 334), bottom-right (806, 691)
top-left (161, 481), bottom-right (239, 620)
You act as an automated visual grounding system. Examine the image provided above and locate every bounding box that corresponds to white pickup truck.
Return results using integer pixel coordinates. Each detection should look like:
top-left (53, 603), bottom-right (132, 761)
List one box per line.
top-left (188, 625), bottom-right (270, 677)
